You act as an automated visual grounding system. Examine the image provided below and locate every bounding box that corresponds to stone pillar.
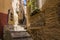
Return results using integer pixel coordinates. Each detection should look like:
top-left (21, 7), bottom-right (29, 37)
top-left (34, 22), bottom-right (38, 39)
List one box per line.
top-left (26, 0), bottom-right (30, 27)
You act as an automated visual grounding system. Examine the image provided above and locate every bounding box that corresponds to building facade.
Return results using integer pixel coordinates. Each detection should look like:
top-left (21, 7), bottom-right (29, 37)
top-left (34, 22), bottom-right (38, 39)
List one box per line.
top-left (0, 0), bottom-right (12, 14)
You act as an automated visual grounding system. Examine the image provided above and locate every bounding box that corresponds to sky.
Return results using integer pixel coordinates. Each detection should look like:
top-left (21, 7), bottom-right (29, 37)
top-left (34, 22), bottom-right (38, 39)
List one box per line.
top-left (24, 0), bottom-right (26, 6)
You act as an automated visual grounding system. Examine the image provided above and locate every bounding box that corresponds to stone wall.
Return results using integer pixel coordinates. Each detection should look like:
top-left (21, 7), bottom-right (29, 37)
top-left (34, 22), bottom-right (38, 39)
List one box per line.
top-left (28, 0), bottom-right (60, 40)
top-left (30, 11), bottom-right (45, 27)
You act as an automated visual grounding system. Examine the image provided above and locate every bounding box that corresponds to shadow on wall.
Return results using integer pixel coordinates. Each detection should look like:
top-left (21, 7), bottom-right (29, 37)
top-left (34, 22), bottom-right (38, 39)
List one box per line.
top-left (0, 12), bottom-right (8, 39)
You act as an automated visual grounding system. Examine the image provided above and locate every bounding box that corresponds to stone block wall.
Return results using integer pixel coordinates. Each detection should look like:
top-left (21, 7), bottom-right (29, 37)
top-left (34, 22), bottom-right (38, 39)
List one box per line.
top-left (28, 0), bottom-right (60, 40)
top-left (30, 12), bottom-right (45, 27)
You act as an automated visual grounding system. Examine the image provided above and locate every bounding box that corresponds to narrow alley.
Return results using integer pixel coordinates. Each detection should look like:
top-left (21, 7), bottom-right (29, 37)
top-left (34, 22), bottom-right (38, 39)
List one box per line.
top-left (0, 0), bottom-right (60, 40)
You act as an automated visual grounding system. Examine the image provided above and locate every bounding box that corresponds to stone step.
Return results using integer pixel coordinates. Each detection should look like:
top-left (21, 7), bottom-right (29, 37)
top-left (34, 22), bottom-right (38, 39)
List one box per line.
top-left (10, 31), bottom-right (33, 40)
top-left (4, 25), bottom-right (33, 40)
top-left (13, 38), bottom-right (33, 40)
